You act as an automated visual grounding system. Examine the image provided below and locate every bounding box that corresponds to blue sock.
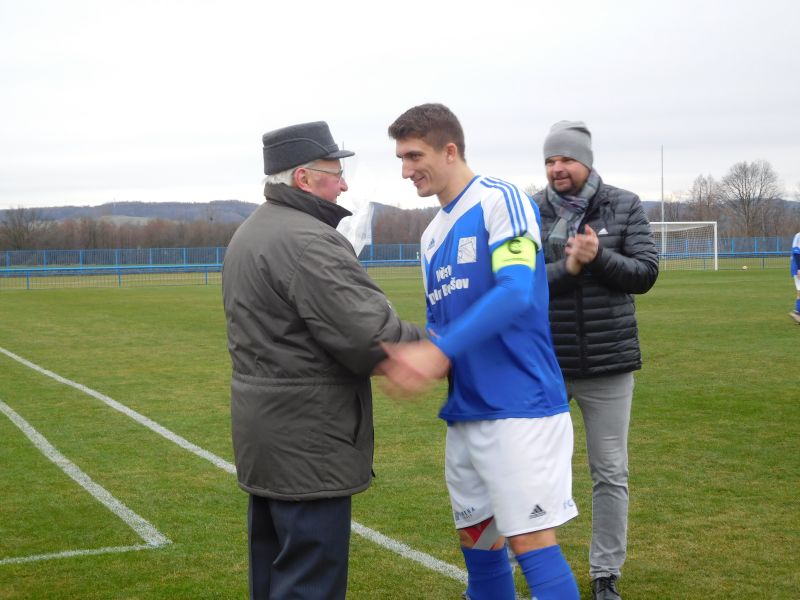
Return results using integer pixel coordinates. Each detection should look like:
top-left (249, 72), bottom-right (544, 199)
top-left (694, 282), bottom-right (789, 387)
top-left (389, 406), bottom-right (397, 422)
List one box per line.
top-left (461, 546), bottom-right (516, 600)
top-left (795, 298), bottom-right (800, 313)
top-left (516, 545), bottom-right (579, 600)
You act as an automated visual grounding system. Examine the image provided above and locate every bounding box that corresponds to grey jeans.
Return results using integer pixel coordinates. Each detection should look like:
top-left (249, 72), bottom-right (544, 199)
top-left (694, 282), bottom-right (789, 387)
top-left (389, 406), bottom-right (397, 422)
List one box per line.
top-left (566, 372), bottom-right (634, 580)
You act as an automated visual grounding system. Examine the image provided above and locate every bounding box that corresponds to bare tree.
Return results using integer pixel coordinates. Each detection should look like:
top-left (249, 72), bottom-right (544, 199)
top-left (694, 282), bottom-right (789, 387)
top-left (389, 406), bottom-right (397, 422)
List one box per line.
top-left (686, 174), bottom-right (721, 221)
top-left (662, 198), bottom-right (685, 221)
top-left (0, 207), bottom-right (51, 250)
top-left (719, 160), bottom-right (783, 236)
top-left (524, 182), bottom-right (543, 197)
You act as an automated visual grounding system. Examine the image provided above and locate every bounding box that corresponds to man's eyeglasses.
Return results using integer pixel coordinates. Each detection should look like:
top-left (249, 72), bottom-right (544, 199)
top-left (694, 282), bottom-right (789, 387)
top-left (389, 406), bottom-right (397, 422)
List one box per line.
top-left (304, 167), bottom-right (345, 181)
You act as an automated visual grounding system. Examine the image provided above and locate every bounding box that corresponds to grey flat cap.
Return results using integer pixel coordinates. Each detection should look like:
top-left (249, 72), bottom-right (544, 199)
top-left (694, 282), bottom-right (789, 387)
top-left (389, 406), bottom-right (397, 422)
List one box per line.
top-left (262, 121), bottom-right (354, 175)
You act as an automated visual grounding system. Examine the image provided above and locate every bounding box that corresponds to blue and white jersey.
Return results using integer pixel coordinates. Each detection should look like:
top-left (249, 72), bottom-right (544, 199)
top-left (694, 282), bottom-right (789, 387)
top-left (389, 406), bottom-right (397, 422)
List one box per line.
top-left (792, 232), bottom-right (800, 277)
top-left (420, 175), bottom-right (568, 422)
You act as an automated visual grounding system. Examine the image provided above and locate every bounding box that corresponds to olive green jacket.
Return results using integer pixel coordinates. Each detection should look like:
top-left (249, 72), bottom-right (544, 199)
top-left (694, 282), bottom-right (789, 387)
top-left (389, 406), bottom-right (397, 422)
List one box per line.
top-left (222, 183), bottom-right (422, 500)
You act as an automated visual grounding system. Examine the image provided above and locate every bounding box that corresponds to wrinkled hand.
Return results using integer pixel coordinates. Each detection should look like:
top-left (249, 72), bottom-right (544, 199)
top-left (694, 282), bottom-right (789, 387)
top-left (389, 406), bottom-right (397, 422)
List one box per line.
top-left (565, 224), bottom-right (599, 273)
top-left (377, 340), bottom-right (450, 397)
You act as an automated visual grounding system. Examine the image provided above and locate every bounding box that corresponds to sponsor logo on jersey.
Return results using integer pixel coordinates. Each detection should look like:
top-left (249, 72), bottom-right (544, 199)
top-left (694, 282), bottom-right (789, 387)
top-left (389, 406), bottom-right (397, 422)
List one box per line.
top-left (428, 262), bottom-right (470, 306)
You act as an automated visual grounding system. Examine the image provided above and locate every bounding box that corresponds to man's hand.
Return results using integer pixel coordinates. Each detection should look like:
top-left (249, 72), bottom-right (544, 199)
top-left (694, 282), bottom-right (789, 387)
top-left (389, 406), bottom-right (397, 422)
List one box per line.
top-left (377, 340), bottom-right (450, 396)
top-left (565, 224), bottom-right (600, 273)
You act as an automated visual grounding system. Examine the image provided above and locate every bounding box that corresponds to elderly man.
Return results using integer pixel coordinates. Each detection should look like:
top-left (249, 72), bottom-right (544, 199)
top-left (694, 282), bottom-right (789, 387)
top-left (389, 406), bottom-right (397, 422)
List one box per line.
top-left (532, 121), bottom-right (659, 600)
top-left (222, 121), bottom-right (422, 600)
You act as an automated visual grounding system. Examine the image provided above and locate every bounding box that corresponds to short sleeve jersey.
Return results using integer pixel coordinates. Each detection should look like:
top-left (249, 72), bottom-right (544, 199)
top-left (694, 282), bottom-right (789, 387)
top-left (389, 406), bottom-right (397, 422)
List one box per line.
top-left (420, 175), bottom-right (568, 422)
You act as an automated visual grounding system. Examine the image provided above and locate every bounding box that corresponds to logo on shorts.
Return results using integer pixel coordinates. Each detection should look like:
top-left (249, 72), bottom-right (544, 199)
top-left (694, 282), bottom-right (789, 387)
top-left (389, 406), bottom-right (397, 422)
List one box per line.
top-left (528, 504), bottom-right (547, 519)
top-left (454, 506), bottom-right (476, 522)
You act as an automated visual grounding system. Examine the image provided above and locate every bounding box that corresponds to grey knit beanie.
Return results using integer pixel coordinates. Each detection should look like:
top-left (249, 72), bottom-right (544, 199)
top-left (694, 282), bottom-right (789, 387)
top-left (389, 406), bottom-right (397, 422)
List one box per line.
top-left (543, 120), bottom-right (593, 169)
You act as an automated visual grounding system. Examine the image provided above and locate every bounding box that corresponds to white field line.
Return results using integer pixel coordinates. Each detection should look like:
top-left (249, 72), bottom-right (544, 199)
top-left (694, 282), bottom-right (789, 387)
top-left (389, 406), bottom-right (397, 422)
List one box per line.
top-left (0, 399), bottom-right (170, 565)
top-left (0, 346), bottom-right (236, 476)
top-left (0, 346), bottom-right (469, 583)
top-left (0, 545), bottom-right (156, 566)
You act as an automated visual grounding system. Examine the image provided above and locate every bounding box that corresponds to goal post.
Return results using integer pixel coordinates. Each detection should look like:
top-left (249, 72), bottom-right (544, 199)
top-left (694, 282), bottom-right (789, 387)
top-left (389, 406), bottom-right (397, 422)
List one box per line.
top-left (650, 221), bottom-right (718, 271)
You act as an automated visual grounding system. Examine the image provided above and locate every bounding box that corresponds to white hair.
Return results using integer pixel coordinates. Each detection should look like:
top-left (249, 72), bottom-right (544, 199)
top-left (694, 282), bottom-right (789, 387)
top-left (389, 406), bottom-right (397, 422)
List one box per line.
top-left (263, 160), bottom-right (318, 187)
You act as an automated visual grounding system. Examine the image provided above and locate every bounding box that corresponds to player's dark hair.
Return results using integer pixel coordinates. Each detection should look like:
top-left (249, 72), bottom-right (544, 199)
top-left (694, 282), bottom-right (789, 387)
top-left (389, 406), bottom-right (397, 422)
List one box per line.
top-left (388, 103), bottom-right (466, 160)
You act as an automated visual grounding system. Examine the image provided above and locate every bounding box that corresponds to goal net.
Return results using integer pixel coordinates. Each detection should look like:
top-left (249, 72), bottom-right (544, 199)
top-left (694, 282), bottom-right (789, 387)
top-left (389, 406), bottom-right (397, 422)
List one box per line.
top-left (650, 221), bottom-right (718, 271)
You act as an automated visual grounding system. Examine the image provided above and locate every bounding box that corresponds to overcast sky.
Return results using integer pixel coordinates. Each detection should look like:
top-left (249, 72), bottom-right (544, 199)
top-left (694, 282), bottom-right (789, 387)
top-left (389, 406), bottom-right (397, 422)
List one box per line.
top-left (1, 0), bottom-right (799, 214)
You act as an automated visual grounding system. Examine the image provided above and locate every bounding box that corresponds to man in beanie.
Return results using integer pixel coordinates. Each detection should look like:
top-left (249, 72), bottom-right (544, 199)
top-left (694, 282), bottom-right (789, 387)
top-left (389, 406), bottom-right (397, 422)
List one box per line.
top-left (532, 121), bottom-right (659, 600)
top-left (222, 121), bottom-right (422, 599)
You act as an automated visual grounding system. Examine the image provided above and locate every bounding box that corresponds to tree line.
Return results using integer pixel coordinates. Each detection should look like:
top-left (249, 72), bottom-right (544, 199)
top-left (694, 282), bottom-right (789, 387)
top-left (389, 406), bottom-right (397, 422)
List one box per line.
top-left (2, 158), bottom-right (799, 252)
top-left (0, 213), bottom-right (240, 251)
top-left (644, 160), bottom-right (800, 237)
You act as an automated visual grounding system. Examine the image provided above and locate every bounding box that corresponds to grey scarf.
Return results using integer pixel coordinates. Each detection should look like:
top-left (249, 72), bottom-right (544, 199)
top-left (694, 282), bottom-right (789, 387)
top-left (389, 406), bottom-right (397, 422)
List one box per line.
top-left (542, 170), bottom-right (600, 261)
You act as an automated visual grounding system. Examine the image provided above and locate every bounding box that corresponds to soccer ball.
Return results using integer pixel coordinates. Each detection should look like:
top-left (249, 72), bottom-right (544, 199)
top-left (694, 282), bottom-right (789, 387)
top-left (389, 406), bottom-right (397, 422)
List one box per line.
top-left (742, 265), bottom-right (748, 270)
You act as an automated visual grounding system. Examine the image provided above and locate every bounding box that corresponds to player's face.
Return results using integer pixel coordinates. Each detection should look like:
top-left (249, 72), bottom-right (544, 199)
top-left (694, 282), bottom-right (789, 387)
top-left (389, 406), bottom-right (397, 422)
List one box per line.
top-left (545, 155), bottom-right (590, 196)
top-left (298, 159), bottom-right (348, 203)
top-left (395, 137), bottom-right (452, 199)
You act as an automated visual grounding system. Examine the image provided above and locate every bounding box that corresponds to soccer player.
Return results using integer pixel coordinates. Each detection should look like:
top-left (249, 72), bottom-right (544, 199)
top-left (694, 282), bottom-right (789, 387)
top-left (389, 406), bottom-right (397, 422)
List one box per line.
top-left (791, 230), bottom-right (800, 324)
top-left (381, 103), bottom-right (579, 600)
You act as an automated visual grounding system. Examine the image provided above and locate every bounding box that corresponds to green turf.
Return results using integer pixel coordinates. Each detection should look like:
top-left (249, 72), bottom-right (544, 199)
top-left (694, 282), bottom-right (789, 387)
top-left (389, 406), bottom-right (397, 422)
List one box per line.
top-left (0, 268), bottom-right (797, 598)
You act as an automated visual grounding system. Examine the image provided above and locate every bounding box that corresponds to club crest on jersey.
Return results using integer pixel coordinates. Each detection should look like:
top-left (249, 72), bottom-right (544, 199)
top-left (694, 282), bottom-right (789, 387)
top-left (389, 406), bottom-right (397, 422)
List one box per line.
top-left (457, 236), bottom-right (477, 264)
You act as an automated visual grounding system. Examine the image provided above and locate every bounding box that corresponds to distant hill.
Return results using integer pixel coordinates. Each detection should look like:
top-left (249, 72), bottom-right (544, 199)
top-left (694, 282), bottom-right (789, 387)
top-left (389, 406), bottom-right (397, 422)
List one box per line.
top-left (28, 200), bottom-right (261, 224)
top-left (10, 199), bottom-right (426, 228)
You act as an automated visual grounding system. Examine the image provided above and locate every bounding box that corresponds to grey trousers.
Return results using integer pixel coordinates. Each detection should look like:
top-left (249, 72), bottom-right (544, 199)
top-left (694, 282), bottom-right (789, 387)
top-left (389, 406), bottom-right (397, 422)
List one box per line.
top-left (566, 372), bottom-right (634, 580)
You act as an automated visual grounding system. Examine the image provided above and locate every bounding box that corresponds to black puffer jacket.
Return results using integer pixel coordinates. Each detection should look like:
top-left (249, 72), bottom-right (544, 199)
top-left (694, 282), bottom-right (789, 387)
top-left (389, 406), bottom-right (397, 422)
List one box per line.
top-left (533, 179), bottom-right (659, 378)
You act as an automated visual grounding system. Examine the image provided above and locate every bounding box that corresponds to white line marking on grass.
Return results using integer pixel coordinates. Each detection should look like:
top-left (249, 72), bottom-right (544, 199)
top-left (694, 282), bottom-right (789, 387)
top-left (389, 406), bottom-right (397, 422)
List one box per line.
top-left (0, 400), bottom-right (170, 565)
top-left (351, 522), bottom-right (467, 583)
top-left (0, 545), bottom-right (156, 566)
top-left (0, 346), bottom-right (236, 476)
top-left (0, 346), bottom-right (470, 584)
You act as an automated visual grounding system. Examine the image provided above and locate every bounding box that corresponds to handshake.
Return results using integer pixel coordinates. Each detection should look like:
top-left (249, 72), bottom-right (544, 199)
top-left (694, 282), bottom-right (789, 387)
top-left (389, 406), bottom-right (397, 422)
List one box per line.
top-left (375, 339), bottom-right (451, 397)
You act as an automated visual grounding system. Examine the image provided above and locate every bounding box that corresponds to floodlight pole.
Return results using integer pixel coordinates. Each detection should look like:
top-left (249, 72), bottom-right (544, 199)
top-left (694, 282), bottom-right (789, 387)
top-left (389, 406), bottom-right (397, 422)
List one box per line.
top-left (660, 145), bottom-right (664, 222)
top-left (660, 146), bottom-right (666, 257)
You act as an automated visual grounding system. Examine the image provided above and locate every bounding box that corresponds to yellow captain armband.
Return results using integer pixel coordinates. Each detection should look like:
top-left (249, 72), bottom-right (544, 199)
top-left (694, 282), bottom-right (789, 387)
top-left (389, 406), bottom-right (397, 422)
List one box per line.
top-left (491, 236), bottom-right (537, 273)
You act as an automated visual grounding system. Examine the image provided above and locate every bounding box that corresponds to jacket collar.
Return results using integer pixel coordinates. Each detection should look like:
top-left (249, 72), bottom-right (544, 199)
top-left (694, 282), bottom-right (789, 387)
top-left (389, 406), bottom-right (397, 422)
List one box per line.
top-left (264, 183), bottom-right (352, 229)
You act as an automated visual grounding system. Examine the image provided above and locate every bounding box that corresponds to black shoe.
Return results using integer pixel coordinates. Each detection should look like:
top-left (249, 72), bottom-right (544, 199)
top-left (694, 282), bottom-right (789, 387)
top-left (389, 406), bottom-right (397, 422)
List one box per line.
top-left (592, 575), bottom-right (621, 600)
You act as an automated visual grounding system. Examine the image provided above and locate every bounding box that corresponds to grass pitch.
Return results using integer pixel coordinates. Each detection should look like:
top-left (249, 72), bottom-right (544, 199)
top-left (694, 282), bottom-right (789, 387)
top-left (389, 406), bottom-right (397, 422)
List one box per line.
top-left (0, 268), bottom-right (797, 599)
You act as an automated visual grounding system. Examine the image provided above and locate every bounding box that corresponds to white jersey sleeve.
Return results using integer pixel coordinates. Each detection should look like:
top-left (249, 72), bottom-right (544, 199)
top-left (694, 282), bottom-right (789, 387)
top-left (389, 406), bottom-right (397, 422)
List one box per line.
top-left (479, 177), bottom-right (541, 251)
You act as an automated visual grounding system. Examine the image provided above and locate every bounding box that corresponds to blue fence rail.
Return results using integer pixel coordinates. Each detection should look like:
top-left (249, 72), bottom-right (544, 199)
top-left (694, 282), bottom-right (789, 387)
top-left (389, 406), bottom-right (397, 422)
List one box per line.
top-left (2, 247), bottom-right (227, 269)
top-left (0, 237), bottom-right (795, 290)
top-left (1, 245), bottom-right (426, 268)
top-left (2, 237), bottom-right (795, 270)
top-left (0, 264), bottom-right (222, 290)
